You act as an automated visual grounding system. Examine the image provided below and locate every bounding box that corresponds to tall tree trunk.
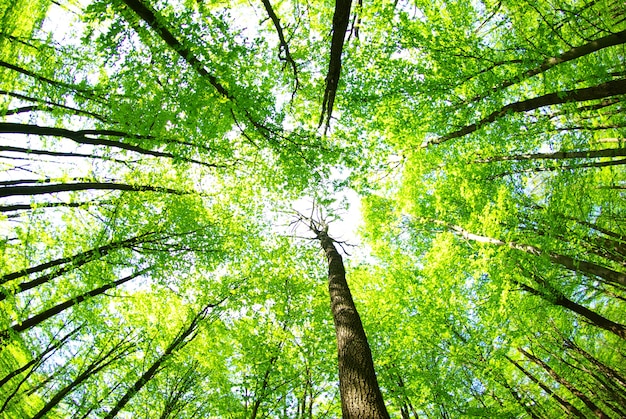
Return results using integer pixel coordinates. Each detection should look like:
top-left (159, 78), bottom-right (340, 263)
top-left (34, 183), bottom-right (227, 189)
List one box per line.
top-left (30, 335), bottom-right (136, 419)
top-left (0, 181), bottom-right (187, 198)
top-left (103, 300), bottom-right (222, 419)
top-left (315, 228), bottom-right (389, 418)
top-left (0, 122), bottom-right (220, 167)
top-left (463, 29), bottom-right (626, 107)
top-left (475, 147), bottom-right (626, 163)
top-left (511, 276), bottom-right (626, 339)
top-left (427, 78), bottom-right (626, 146)
top-left (0, 233), bottom-right (157, 301)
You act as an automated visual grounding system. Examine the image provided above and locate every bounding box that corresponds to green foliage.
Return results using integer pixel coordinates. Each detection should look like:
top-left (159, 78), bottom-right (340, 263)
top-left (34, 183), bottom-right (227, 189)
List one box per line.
top-left (1, 0), bottom-right (625, 417)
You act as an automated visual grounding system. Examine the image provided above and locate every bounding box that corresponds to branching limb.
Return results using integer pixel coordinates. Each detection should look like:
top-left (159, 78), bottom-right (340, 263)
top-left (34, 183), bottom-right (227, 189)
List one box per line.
top-left (260, 0), bottom-right (299, 96)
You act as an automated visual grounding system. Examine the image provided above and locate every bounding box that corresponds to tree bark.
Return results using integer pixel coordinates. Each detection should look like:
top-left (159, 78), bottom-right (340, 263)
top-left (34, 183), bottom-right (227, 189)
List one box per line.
top-left (103, 300), bottom-right (221, 419)
top-left (0, 122), bottom-right (221, 167)
top-left (445, 223), bottom-right (626, 288)
top-left (319, 0), bottom-right (353, 129)
top-left (0, 181), bottom-right (187, 198)
top-left (315, 230), bottom-right (389, 418)
top-left (475, 147), bottom-right (626, 163)
top-left (1, 231), bottom-right (155, 285)
top-left (512, 277), bottom-right (626, 339)
top-left (464, 29), bottom-right (626, 106)
top-left (30, 336), bottom-right (136, 419)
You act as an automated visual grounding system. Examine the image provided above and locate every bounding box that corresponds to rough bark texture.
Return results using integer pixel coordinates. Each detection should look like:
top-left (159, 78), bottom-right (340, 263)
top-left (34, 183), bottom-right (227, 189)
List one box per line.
top-left (317, 231), bottom-right (389, 419)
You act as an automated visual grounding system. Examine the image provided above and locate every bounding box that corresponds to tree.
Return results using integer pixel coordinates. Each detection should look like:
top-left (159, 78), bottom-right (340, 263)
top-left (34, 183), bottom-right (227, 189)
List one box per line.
top-left (2, 0), bottom-right (626, 417)
top-left (297, 210), bottom-right (389, 418)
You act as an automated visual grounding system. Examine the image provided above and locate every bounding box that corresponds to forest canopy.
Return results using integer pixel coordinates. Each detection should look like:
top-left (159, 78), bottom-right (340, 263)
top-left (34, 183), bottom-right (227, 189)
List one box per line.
top-left (1, 0), bottom-right (625, 417)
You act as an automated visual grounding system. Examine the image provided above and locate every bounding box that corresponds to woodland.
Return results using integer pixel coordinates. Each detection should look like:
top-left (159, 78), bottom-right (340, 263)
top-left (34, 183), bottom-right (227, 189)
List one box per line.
top-left (0, 0), bottom-right (625, 417)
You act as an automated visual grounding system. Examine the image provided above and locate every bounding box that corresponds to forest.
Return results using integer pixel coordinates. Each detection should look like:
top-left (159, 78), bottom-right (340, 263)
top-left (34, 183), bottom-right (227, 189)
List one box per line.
top-left (0, 0), bottom-right (625, 417)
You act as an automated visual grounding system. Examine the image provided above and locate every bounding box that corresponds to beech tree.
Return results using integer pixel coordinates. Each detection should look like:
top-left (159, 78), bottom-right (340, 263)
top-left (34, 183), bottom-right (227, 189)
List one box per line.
top-left (1, 0), bottom-right (625, 417)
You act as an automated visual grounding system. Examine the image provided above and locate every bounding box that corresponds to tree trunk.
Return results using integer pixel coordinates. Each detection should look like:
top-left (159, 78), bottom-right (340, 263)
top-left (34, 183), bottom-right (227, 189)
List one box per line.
top-left (463, 30), bottom-right (626, 106)
top-left (103, 301), bottom-right (221, 419)
top-left (319, 0), bottom-right (352, 128)
top-left (0, 181), bottom-right (186, 198)
top-left (316, 230), bottom-right (389, 418)
top-left (0, 122), bottom-right (220, 167)
top-left (445, 222), bottom-right (626, 287)
top-left (475, 147), bottom-right (626, 163)
top-left (511, 276), bottom-right (626, 340)
top-left (3, 268), bottom-right (149, 336)
top-left (30, 336), bottom-right (136, 419)
top-left (428, 78), bottom-right (626, 145)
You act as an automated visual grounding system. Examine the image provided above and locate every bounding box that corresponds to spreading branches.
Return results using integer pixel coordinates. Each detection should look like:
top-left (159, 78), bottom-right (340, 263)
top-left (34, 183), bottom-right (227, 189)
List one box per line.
top-left (291, 203), bottom-right (353, 255)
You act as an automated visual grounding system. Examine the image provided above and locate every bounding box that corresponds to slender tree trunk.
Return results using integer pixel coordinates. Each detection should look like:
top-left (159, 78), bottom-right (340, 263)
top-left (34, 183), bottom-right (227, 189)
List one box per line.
top-left (319, 0), bottom-right (352, 128)
top-left (249, 356), bottom-right (277, 419)
top-left (428, 78), bottom-right (626, 145)
top-left (0, 326), bottom-right (82, 406)
top-left (0, 233), bottom-right (156, 301)
top-left (118, 0), bottom-right (230, 99)
top-left (445, 222), bottom-right (626, 287)
top-left (0, 122), bottom-right (220, 167)
top-left (519, 348), bottom-right (611, 419)
top-left (498, 376), bottom-right (541, 419)
top-left (563, 337), bottom-right (626, 390)
top-left (463, 29), bottom-right (626, 106)
top-left (103, 301), bottom-right (221, 419)
top-left (30, 336), bottom-right (136, 419)
top-left (505, 355), bottom-right (586, 418)
top-left (0, 181), bottom-right (186, 198)
top-left (475, 147), bottom-right (626, 163)
top-left (511, 276), bottom-right (626, 339)
top-left (2, 268), bottom-right (149, 336)
top-left (314, 228), bottom-right (389, 418)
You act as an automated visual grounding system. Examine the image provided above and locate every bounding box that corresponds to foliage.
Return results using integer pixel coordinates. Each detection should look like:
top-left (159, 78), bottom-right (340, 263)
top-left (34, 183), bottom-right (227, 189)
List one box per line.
top-left (1, 0), bottom-right (625, 417)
